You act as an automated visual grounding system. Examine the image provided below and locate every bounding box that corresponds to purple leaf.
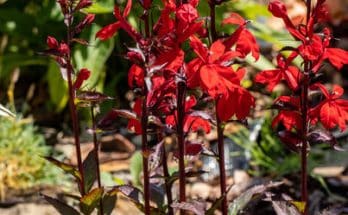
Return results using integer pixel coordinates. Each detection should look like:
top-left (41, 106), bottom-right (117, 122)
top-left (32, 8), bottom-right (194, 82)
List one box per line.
top-left (307, 130), bottom-right (345, 151)
top-left (171, 200), bottom-right (206, 215)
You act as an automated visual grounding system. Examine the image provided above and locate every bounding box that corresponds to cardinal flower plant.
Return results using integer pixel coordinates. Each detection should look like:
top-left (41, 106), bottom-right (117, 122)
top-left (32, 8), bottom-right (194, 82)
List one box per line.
top-left (40, 0), bottom-right (348, 214)
top-left (255, 0), bottom-right (348, 214)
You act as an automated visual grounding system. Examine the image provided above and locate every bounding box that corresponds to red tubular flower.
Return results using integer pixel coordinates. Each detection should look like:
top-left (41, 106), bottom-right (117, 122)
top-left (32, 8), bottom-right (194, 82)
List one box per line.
top-left (58, 42), bottom-right (70, 55)
top-left (222, 13), bottom-right (260, 60)
top-left (165, 96), bottom-right (211, 133)
top-left (96, 0), bottom-right (141, 41)
top-left (187, 36), bottom-right (254, 121)
top-left (75, 14), bottom-right (95, 34)
top-left (75, 0), bottom-right (93, 11)
top-left (255, 53), bottom-right (301, 91)
top-left (128, 64), bottom-right (145, 88)
top-left (47, 36), bottom-right (59, 49)
top-left (74, 68), bottom-right (91, 90)
top-left (271, 96), bottom-right (302, 131)
top-left (311, 84), bottom-right (348, 131)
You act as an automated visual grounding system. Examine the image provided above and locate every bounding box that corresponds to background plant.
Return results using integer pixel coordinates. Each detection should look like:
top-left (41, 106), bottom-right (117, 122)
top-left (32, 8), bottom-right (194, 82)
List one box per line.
top-left (0, 116), bottom-right (64, 201)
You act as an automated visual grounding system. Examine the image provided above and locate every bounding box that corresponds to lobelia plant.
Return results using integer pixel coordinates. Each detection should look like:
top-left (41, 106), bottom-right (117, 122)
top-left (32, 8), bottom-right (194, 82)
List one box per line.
top-left (96, 0), bottom-right (259, 214)
top-left (255, 0), bottom-right (348, 214)
top-left (41, 1), bottom-right (119, 214)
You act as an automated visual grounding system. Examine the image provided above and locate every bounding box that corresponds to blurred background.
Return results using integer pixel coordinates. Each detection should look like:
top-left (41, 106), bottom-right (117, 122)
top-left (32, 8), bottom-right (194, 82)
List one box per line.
top-left (0, 0), bottom-right (347, 214)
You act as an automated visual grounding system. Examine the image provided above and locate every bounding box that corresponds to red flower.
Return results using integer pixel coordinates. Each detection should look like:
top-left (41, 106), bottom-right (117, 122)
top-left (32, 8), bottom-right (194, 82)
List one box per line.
top-left (128, 64), bottom-right (145, 88)
top-left (74, 68), bottom-right (91, 90)
top-left (187, 36), bottom-right (254, 121)
top-left (165, 96), bottom-right (211, 134)
top-left (222, 13), bottom-right (260, 60)
top-left (311, 84), bottom-right (348, 131)
top-left (268, 1), bottom-right (348, 70)
top-left (255, 53), bottom-right (301, 91)
top-left (271, 96), bottom-right (302, 131)
top-left (96, 0), bottom-right (141, 41)
top-left (47, 36), bottom-right (59, 49)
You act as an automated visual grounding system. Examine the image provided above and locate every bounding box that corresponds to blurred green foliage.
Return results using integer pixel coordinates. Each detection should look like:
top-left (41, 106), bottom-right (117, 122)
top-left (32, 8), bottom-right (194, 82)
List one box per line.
top-left (229, 119), bottom-right (301, 177)
top-left (0, 0), bottom-right (115, 112)
top-left (0, 116), bottom-right (64, 201)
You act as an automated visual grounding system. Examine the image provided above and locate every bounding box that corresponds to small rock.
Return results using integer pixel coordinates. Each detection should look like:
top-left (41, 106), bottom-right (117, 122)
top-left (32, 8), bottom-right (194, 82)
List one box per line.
top-left (190, 182), bottom-right (212, 199)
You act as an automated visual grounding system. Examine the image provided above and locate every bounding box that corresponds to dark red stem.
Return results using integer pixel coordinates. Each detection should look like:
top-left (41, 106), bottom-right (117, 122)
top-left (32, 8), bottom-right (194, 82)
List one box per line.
top-left (300, 70), bottom-right (309, 215)
top-left (141, 91), bottom-right (150, 215)
top-left (158, 133), bottom-right (174, 215)
top-left (142, 9), bottom-right (151, 215)
top-left (210, 2), bottom-right (227, 214)
top-left (216, 103), bottom-right (228, 215)
top-left (209, 1), bottom-right (217, 41)
top-left (90, 105), bottom-right (104, 215)
top-left (177, 81), bottom-right (187, 207)
top-left (66, 7), bottom-right (85, 196)
top-left (300, 2), bottom-right (312, 214)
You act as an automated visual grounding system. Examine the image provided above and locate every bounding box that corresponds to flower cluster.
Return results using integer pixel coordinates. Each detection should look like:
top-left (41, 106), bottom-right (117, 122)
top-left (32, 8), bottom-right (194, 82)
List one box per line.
top-left (256, 0), bottom-right (348, 135)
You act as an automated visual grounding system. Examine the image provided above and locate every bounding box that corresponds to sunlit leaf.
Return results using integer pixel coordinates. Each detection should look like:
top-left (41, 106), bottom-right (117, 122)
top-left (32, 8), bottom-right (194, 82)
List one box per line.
top-left (0, 104), bottom-right (15, 118)
top-left (44, 156), bottom-right (81, 181)
top-left (80, 188), bottom-right (104, 215)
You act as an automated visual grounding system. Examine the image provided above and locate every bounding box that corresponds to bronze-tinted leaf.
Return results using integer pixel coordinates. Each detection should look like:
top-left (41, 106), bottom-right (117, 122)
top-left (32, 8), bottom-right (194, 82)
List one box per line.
top-left (42, 194), bottom-right (80, 215)
top-left (83, 149), bottom-right (98, 193)
top-left (80, 188), bottom-right (104, 215)
top-left (44, 156), bottom-right (81, 181)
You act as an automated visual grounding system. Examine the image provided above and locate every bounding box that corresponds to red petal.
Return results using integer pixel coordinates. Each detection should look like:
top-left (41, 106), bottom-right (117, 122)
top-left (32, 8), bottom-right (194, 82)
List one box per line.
top-left (332, 85), bottom-right (344, 99)
top-left (176, 4), bottom-right (198, 24)
top-left (186, 58), bottom-right (203, 88)
top-left (74, 68), bottom-right (91, 89)
top-left (123, 0), bottom-right (132, 16)
top-left (208, 40), bottom-right (225, 63)
top-left (254, 69), bottom-right (282, 91)
top-left (184, 116), bottom-right (211, 133)
top-left (222, 12), bottom-right (245, 26)
top-left (189, 35), bottom-right (208, 62)
top-left (96, 22), bottom-right (120, 40)
top-left (325, 48), bottom-right (348, 70)
top-left (235, 29), bottom-right (260, 60)
top-left (284, 66), bottom-right (301, 91)
top-left (199, 65), bottom-right (228, 98)
top-left (272, 110), bottom-right (302, 131)
top-left (128, 64), bottom-right (145, 88)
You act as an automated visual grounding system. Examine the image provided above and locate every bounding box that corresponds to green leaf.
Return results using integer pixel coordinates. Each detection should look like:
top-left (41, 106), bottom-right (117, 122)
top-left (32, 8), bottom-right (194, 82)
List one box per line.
top-left (245, 54), bottom-right (275, 71)
top-left (130, 151), bottom-right (143, 186)
top-left (46, 60), bottom-right (68, 112)
top-left (44, 156), bottom-right (81, 181)
top-left (80, 187), bottom-right (104, 215)
top-left (83, 2), bottom-right (113, 14)
top-left (42, 194), bottom-right (80, 215)
top-left (73, 24), bottom-right (114, 92)
top-left (0, 104), bottom-right (15, 118)
top-left (102, 190), bottom-right (118, 215)
top-left (83, 149), bottom-right (98, 193)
